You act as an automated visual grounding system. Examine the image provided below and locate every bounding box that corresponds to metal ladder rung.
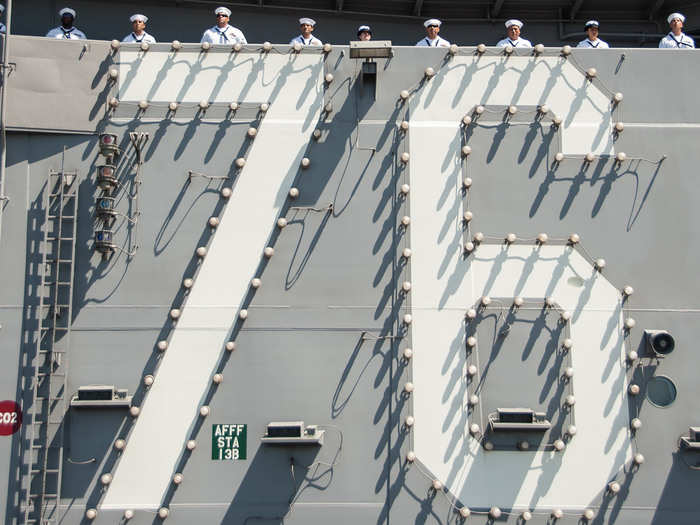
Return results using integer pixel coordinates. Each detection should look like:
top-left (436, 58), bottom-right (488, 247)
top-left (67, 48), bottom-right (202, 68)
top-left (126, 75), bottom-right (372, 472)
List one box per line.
top-left (31, 443), bottom-right (63, 450)
top-left (24, 170), bottom-right (78, 525)
top-left (30, 468), bottom-right (60, 475)
top-left (28, 491), bottom-right (57, 499)
top-left (30, 421), bottom-right (64, 427)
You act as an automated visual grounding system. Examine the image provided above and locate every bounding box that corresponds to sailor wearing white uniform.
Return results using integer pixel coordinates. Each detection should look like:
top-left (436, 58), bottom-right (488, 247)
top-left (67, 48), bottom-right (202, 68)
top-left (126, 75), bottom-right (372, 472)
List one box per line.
top-left (122, 14), bottom-right (156, 44)
top-left (46, 8), bottom-right (86, 39)
top-left (415, 19), bottom-right (450, 47)
top-left (496, 19), bottom-right (531, 48)
top-left (201, 7), bottom-right (247, 45)
top-left (0, 5), bottom-right (6, 35)
top-left (659, 13), bottom-right (695, 49)
top-left (577, 20), bottom-right (609, 48)
top-left (290, 18), bottom-right (322, 46)
top-left (357, 25), bottom-right (372, 41)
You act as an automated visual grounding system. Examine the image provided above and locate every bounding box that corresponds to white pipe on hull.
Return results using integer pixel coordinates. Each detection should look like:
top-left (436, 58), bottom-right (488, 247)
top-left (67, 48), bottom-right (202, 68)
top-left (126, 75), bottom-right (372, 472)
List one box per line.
top-left (0, 0), bottom-right (12, 245)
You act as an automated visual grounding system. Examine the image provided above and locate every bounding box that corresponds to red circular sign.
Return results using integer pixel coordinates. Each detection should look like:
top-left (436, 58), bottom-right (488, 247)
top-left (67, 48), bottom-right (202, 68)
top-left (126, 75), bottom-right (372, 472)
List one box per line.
top-left (0, 401), bottom-right (22, 436)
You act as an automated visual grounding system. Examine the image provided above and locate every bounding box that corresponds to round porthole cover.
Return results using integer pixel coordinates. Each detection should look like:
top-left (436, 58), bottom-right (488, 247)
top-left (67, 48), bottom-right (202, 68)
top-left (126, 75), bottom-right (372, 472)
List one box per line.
top-left (647, 376), bottom-right (677, 407)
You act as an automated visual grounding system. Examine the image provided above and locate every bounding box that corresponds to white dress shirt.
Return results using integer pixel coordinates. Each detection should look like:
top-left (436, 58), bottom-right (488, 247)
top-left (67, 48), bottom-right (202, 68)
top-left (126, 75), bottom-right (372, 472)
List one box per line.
top-left (577, 38), bottom-right (609, 48)
top-left (200, 25), bottom-right (247, 45)
top-left (496, 37), bottom-right (532, 48)
top-left (658, 32), bottom-right (695, 48)
top-left (415, 36), bottom-right (450, 47)
top-left (290, 35), bottom-right (322, 46)
top-left (122, 32), bottom-right (157, 44)
top-left (46, 26), bottom-right (87, 39)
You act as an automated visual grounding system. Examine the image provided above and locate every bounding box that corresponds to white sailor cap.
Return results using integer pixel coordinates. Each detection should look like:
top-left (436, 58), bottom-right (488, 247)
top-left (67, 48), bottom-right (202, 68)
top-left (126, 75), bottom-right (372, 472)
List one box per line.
top-left (0, 5), bottom-right (5, 13)
top-left (299, 17), bottom-right (316, 26)
top-left (130, 14), bottom-right (148, 23)
top-left (424, 18), bottom-right (442, 28)
top-left (214, 7), bottom-right (231, 17)
top-left (667, 12), bottom-right (685, 24)
top-left (584, 20), bottom-right (599, 29)
top-left (357, 25), bottom-right (371, 35)
top-left (505, 19), bottom-right (523, 29)
top-left (59, 7), bottom-right (76, 18)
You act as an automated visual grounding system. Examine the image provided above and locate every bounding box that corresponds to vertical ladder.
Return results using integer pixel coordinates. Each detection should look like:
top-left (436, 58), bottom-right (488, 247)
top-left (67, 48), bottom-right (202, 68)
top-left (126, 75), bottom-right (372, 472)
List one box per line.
top-left (23, 170), bottom-right (78, 525)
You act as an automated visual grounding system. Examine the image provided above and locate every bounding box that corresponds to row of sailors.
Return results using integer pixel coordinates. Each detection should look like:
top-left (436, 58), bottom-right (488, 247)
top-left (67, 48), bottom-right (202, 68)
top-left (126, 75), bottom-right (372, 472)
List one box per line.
top-left (416, 15), bottom-right (695, 49)
top-left (3, 6), bottom-right (695, 50)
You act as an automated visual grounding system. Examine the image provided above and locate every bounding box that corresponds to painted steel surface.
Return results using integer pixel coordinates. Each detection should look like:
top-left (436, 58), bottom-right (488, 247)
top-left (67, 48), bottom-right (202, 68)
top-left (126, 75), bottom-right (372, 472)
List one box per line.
top-left (0, 36), bottom-right (699, 524)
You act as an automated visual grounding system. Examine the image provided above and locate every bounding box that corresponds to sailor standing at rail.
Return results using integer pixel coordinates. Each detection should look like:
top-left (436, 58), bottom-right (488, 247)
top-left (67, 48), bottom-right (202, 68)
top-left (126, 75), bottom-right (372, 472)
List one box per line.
top-left (357, 25), bottom-right (372, 41)
top-left (415, 19), bottom-right (450, 47)
top-left (290, 18), bottom-right (322, 46)
top-left (496, 19), bottom-right (531, 48)
top-left (201, 7), bottom-right (247, 45)
top-left (659, 13), bottom-right (695, 49)
top-left (122, 14), bottom-right (156, 44)
top-left (46, 7), bottom-right (86, 39)
top-left (577, 20), bottom-right (609, 48)
top-left (0, 5), bottom-right (6, 34)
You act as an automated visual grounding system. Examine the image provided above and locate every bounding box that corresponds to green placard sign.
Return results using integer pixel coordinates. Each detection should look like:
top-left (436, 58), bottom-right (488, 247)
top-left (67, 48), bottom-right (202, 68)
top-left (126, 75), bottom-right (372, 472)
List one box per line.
top-left (212, 424), bottom-right (247, 460)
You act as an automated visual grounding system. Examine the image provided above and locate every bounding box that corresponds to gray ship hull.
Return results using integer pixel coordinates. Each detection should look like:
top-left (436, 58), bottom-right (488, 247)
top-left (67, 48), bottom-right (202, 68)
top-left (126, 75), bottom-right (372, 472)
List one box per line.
top-left (0, 22), bottom-right (699, 525)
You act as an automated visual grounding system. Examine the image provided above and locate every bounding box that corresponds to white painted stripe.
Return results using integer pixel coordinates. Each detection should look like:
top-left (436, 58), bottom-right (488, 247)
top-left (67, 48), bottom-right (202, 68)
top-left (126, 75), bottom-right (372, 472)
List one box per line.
top-left (409, 56), bottom-right (614, 155)
top-left (624, 122), bottom-right (700, 128)
top-left (102, 51), bottom-right (324, 510)
top-left (408, 123), bottom-right (632, 508)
